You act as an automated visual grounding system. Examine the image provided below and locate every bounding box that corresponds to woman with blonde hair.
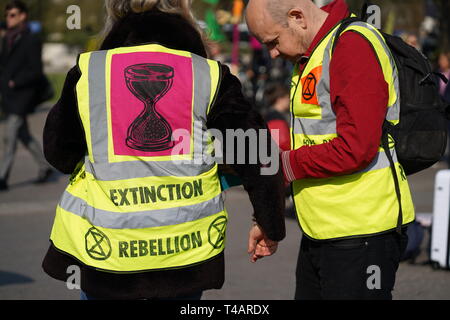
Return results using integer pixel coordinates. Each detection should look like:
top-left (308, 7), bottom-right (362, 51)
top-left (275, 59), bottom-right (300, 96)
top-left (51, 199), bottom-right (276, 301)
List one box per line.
top-left (42, 0), bottom-right (285, 300)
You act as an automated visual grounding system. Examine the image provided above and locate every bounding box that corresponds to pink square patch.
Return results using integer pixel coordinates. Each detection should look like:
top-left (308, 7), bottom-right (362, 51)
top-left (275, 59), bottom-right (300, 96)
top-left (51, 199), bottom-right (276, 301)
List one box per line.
top-left (110, 52), bottom-right (193, 157)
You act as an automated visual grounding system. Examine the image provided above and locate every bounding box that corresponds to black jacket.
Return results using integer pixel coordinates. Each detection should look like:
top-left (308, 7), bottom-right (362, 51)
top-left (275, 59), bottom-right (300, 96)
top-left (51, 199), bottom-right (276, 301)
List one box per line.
top-left (0, 26), bottom-right (43, 116)
top-left (42, 10), bottom-right (286, 299)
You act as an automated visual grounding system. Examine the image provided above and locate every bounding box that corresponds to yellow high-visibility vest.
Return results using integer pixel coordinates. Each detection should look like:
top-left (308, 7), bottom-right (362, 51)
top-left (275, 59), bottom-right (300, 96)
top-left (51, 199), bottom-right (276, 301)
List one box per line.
top-left (290, 21), bottom-right (415, 240)
top-left (50, 44), bottom-right (228, 272)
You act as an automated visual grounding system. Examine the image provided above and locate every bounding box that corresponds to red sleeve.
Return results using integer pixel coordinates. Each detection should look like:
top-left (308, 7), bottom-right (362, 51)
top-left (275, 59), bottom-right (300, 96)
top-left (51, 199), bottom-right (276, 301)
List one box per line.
top-left (283, 31), bottom-right (389, 181)
top-left (267, 119), bottom-right (291, 152)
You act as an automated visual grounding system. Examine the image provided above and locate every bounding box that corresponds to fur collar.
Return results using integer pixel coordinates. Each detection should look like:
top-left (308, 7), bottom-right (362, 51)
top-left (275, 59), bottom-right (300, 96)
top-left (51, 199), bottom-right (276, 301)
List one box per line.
top-left (100, 10), bottom-right (207, 58)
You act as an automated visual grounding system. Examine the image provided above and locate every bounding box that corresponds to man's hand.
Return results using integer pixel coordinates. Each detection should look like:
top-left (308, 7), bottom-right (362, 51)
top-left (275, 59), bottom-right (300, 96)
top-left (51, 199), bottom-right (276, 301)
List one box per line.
top-left (8, 80), bottom-right (15, 89)
top-left (247, 223), bottom-right (278, 263)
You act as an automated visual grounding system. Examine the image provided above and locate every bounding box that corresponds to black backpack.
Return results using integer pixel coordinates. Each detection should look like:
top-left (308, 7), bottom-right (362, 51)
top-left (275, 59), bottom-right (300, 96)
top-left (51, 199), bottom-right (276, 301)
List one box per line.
top-left (332, 8), bottom-right (449, 233)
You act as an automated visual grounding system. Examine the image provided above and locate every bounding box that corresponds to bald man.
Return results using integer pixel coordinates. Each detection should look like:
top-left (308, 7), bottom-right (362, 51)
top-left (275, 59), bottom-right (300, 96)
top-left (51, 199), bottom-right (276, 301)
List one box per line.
top-left (246, 0), bottom-right (414, 300)
top-left (246, 0), bottom-right (328, 62)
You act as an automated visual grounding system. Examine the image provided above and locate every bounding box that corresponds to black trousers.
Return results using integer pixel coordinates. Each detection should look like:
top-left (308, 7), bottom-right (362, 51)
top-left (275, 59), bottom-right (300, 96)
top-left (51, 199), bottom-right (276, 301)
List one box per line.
top-left (295, 229), bottom-right (408, 300)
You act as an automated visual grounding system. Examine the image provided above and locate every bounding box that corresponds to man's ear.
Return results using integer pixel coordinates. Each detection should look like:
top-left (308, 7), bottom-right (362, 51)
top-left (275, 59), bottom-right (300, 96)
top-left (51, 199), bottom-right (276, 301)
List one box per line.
top-left (287, 8), bottom-right (307, 29)
top-left (19, 12), bottom-right (27, 22)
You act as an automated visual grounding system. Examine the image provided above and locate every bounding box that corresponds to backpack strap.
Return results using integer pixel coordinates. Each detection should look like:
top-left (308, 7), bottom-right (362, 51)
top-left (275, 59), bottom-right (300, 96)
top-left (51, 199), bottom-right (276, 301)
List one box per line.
top-left (331, 0), bottom-right (373, 54)
top-left (331, 17), bottom-right (361, 54)
top-left (382, 121), bottom-right (404, 235)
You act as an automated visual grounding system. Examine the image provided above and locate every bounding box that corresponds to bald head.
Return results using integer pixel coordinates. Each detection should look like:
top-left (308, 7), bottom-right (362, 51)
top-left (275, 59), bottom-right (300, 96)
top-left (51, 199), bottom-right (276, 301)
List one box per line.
top-left (245, 0), bottom-right (328, 62)
top-left (267, 0), bottom-right (316, 26)
top-left (246, 0), bottom-right (317, 27)
top-left (246, 0), bottom-right (271, 36)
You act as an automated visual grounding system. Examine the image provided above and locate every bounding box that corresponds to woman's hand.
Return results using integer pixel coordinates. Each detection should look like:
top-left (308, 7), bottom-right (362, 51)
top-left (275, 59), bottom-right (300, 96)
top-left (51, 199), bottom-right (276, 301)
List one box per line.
top-left (247, 223), bottom-right (278, 263)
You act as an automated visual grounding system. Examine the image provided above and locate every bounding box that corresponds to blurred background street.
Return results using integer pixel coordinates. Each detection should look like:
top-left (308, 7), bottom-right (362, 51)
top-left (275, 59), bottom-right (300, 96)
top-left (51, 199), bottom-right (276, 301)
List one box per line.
top-left (0, 0), bottom-right (450, 300)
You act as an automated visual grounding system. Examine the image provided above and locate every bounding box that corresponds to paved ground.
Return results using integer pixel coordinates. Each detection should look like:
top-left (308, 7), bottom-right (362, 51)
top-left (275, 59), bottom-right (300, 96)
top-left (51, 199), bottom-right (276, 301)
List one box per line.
top-left (0, 107), bottom-right (449, 300)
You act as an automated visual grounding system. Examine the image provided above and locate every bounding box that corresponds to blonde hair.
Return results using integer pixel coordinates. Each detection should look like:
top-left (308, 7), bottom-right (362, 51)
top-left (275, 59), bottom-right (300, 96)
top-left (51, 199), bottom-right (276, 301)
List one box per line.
top-left (103, 0), bottom-right (200, 38)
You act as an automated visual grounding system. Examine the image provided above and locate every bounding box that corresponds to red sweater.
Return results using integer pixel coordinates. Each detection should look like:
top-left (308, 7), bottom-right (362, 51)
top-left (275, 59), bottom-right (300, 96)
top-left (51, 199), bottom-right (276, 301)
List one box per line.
top-left (268, 119), bottom-right (291, 151)
top-left (282, 0), bottom-right (389, 182)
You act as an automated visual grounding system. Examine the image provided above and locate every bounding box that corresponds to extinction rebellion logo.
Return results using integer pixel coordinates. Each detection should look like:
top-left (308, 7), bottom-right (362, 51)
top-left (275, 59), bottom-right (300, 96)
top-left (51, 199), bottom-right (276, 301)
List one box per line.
top-left (208, 216), bottom-right (227, 249)
top-left (85, 227), bottom-right (112, 260)
top-left (302, 72), bottom-right (317, 101)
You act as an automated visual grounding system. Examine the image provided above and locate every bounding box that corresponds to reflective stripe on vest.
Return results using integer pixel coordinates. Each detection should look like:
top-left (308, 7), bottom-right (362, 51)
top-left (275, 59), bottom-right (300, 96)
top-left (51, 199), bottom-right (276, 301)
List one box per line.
top-left (79, 46), bottom-right (219, 181)
top-left (290, 22), bottom-right (415, 240)
top-left (50, 44), bottom-right (227, 272)
top-left (58, 190), bottom-right (224, 230)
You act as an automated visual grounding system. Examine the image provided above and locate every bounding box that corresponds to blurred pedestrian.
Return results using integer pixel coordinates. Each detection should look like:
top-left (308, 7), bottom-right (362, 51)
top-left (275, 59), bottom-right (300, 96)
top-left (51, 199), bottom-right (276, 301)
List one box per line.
top-left (246, 0), bottom-right (414, 300)
top-left (249, 35), bottom-right (272, 107)
top-left (264, 83), bottom-right (291, 152)
top-left (263, 83), bottom-right (295, 218)
top-left (437, 52), bottom-right (450, 103)
top-left (0, 21), bottom-right (6, 57)
top-left (405, 33), bottom-right (421, 51)
top-left (0, 0), bottom-right (52, 191)
top-left (207, 41), bottom-right (227, 64)
top-left (0, 21), bottom-right (7, 121)
top-left (437, 51), bottom-right (450, 168)
top-left (42, 0), bottom-right (285, 300)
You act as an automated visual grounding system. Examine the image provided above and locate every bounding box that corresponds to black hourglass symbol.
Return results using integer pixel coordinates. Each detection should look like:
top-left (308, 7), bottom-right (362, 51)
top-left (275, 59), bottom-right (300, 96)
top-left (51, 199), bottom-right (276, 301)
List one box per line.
top-left (124, 63), bottom-right (175, 152)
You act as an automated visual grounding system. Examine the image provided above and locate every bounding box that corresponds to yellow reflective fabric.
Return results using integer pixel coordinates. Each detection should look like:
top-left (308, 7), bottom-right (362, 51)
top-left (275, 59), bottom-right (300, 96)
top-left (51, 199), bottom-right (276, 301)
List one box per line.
top-left (76, 53), bottom-right (95, 164)
top-left (290, 21), bottom-right (415, 240)
top-left (51, 206), bottom-right (227, 272)
top-left (291, 38), bottom-right (330, 121)
top-left (293, 163), bottom-right (414, 240)
top-left (293, 134), bottom-right (338, 148)
top-left (50, 44), bottom-right (226, 272)
top-left (77, 44), bottom-right (222, 164)
top-left (206, 59), bottom-right (221, 114)
top-left (331, 24), bottom-right (398, 110)
top-left (77, 167), bottom-right (222, 212)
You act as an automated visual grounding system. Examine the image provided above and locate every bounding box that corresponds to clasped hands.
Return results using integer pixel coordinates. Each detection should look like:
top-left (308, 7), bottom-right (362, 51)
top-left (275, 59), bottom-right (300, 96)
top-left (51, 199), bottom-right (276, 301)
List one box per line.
top-left (247, 223), bottom-right (278, 263)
